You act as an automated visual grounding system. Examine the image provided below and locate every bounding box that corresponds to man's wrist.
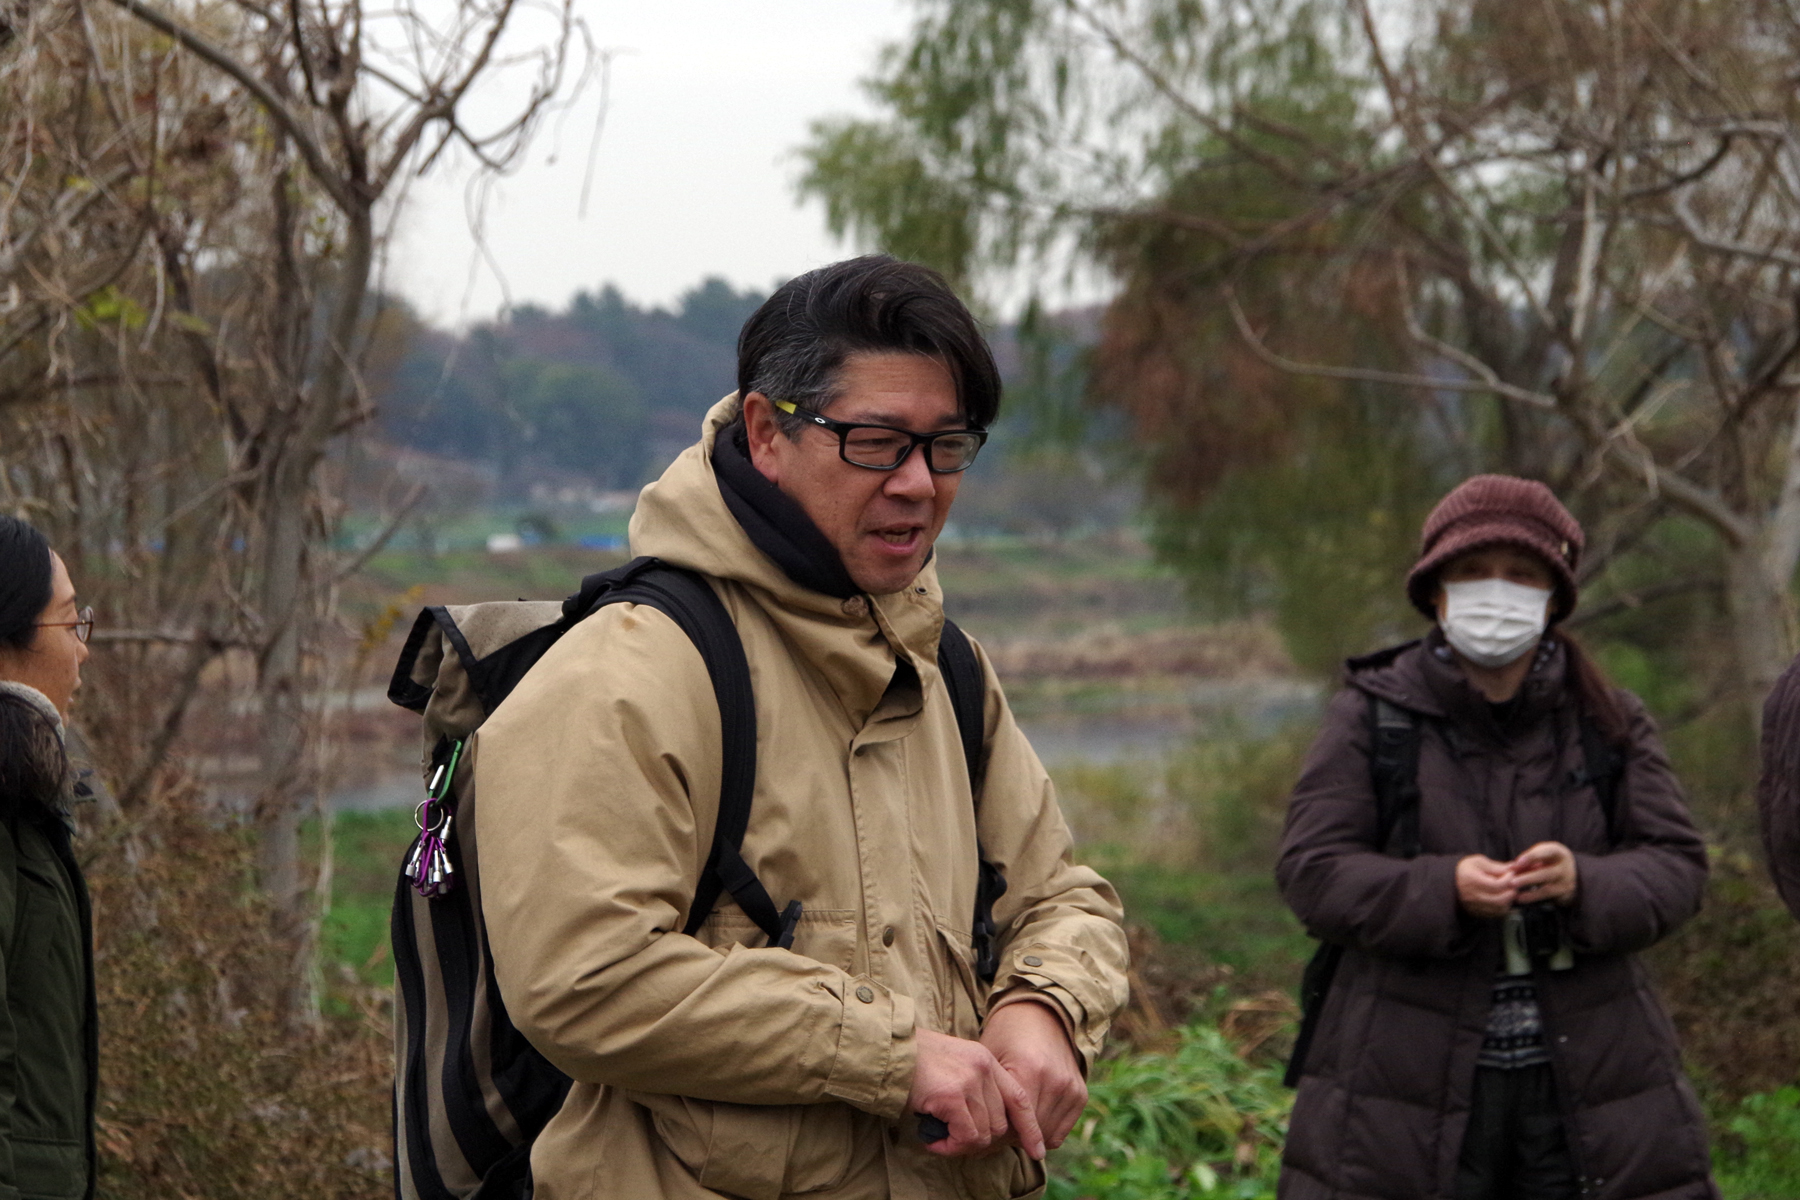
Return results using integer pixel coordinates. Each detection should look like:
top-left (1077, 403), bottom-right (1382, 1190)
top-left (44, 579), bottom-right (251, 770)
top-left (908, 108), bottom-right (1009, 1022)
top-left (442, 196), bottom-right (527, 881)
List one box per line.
top-left (985, 993), bottom-right (1082, 1068)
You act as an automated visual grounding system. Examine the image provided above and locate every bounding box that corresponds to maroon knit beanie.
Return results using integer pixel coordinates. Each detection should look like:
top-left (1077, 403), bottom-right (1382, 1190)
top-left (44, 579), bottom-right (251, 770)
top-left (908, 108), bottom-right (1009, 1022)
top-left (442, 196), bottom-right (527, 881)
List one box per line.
top-left (1405, 474), bottom-right (1584, 622)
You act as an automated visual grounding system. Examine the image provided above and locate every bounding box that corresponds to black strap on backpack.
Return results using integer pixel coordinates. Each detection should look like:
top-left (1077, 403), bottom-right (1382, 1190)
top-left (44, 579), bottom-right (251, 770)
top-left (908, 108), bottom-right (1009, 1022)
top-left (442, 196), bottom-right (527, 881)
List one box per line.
top-left (565, 563), bottom-right (800, 949)
top-left (472, 554), bottom-right (801, 947)
top-left (1283, 696), bottom-right (1421, 1087)
top-left (938, 618), bottom-right (1009, 984)
top-left (1282, 694), bottom-right (1627, 1088)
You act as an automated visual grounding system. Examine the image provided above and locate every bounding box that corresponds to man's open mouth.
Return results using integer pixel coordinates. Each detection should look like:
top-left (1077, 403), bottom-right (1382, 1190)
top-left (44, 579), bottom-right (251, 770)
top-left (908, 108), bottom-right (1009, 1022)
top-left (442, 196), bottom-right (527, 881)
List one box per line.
top-left (872, 526), bottom-right (923, 550)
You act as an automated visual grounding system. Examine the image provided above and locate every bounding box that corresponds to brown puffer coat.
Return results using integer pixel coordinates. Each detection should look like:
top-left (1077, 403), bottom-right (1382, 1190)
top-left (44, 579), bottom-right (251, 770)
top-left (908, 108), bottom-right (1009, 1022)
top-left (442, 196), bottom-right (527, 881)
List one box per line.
top-left (1276, 632), bottom-right (1716, 1200)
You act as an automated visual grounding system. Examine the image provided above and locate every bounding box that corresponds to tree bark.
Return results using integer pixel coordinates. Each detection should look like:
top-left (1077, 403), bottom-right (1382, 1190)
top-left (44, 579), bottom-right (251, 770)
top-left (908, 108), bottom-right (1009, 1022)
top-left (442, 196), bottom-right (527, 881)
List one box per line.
top-left (1725, 533), bottom-right (1797, 735)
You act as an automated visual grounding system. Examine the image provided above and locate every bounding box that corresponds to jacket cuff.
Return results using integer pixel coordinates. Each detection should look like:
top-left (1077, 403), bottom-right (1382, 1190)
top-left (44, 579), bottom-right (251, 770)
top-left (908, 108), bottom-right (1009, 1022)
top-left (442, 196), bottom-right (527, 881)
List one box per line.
top-left (821, 974), bottom-right (916, 1120)
top-left (988, 945), bottom-right (1116, 1068)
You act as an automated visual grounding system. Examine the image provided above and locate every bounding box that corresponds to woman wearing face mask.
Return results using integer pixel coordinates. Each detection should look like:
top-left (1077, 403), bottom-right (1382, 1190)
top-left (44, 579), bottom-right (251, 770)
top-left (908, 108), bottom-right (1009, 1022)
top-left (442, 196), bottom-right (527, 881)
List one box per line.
top-left (1276, 476), bottom-right (1716, 1200)
top-left (0, 515), bottom-right (97, 1200)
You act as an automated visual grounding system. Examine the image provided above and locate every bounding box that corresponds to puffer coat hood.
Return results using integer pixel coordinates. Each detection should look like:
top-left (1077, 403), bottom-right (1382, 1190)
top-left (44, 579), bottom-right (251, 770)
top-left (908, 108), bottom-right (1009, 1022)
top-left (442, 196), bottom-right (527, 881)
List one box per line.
top-left (473, 398), bottom-right (1129, 1200)
top-left (1276, 634), bottom-right (1716, 1200)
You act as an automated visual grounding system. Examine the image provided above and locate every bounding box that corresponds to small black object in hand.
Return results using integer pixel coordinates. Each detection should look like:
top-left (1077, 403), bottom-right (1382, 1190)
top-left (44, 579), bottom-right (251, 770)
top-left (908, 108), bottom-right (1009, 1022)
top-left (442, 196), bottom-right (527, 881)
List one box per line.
top-left (916, 1113), bottom-right (950, 1144)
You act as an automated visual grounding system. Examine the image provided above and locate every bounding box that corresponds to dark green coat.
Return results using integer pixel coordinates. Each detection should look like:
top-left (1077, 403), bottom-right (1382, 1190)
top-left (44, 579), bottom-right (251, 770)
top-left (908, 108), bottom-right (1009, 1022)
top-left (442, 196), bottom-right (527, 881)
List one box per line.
top-left (0, 704), bottom-right (96, 1200)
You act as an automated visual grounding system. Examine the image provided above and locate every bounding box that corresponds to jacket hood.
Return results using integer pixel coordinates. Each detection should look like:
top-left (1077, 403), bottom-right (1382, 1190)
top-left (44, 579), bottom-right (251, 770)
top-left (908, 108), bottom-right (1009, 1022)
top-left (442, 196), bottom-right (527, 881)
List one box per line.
top-left (0, 681), bottom-right (63, 735)
top-left (1344, 628), bottom-right (1570, 741)
top-left (630, 397), bottom-right (950, 725)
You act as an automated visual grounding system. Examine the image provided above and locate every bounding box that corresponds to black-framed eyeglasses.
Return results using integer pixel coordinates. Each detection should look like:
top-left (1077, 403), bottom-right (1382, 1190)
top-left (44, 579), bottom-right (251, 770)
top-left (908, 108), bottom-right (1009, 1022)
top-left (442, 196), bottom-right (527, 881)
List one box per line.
top-left (774, 399), bottom-right (988, 474)
top-left (38, 606), bottom-right (94, 644)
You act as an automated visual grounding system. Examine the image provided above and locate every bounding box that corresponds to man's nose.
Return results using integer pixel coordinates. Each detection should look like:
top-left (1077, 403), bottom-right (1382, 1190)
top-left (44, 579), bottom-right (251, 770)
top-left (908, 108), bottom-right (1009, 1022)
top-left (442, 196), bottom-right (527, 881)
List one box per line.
top-left (883, 443), bottom-right (938, 500)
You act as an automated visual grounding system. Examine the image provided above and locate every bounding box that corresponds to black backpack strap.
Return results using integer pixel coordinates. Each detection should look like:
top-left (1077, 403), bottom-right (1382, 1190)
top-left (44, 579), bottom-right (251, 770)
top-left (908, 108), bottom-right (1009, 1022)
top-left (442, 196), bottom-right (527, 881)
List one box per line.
top-left (1573, 718), bottom-right (1627, 846)
top-left (938, 619), bottom-right (1009, 984)
top-left (1369, 697), bottom-right (1425, 858)
top-left (1285, 694), bottom-right (1425, 1088)
top-left (567, 558), bottom-right (797, 950)
top-left (938, 618), bottom-right (987, 793)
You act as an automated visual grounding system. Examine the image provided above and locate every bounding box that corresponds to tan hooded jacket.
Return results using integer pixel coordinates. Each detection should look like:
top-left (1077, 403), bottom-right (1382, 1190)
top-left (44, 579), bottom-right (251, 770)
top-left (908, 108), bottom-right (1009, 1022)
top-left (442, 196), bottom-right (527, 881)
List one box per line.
top-left (473, 400), bottom-right (1129, 1200)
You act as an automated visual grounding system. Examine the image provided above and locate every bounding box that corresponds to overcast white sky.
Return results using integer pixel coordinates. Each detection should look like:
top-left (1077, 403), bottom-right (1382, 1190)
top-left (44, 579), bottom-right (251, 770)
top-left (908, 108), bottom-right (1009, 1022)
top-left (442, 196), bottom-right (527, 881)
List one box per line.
top-left (384, 1), bottom-right (917, 326)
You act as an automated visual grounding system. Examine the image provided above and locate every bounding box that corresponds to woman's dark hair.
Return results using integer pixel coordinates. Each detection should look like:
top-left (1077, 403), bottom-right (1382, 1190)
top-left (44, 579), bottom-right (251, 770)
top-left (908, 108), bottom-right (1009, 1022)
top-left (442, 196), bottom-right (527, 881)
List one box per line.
top-left (736, 255), bottom-right (1002, 433)
top-left (1558, 631), bottom-right (1632, 748)
top-left (0, 694), bottom-right (66, 809)
top-left (0, 516), bottom-right (52, 652)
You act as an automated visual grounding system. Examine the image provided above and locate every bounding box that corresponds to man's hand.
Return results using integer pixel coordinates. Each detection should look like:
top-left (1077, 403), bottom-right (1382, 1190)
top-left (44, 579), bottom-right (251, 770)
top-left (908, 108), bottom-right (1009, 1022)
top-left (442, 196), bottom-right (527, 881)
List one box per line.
top-left (907, 1028), bottom-right (1045, 1160)
top-left (1510, 841), bottom-right (1578, 906)
top-left (1456, 854), bottom-right (1517, 918)
top-left (981, 999), bottom-right (1086, 1152)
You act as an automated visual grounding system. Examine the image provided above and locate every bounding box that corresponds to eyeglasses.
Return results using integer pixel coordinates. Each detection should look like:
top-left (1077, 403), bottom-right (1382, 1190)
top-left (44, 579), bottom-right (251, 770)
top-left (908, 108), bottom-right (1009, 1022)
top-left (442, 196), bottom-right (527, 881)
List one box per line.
top-left (774, 399), bottom-right (987, 474)
top-left (37, 606), bottom-right (94, 644)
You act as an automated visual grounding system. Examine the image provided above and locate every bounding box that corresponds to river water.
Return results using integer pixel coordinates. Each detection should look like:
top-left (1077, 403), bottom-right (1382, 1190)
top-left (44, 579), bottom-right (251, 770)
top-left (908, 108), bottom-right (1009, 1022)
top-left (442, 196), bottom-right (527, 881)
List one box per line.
top-left (329, 676), bottom-right (1322, 813)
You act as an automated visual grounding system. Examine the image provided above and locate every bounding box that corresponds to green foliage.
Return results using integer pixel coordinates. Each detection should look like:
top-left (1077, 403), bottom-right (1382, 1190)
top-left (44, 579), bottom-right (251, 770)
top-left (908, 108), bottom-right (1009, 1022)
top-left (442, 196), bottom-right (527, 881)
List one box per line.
top-left (1715, 1088), bottom-right (1800, 1199)
top-left (799, 0), bottom-right (1361, 290)
top-left (1102, 860), bottom-right (1310, 989)
top-left (1149, 401), bottom-right (1450, 673)
top-left (1048, 1024), bottom-right (1290, 1200)
top-left (501, 357), bottom-right (647, 486)
top-left (376, 277), bottom-right (764, 491)
top-left (1055, 718), bottom-right (1312, 873)
top-left (74, 284), bottom-right (148, 330)
top-left (321, 809), bottom-right (420, 990)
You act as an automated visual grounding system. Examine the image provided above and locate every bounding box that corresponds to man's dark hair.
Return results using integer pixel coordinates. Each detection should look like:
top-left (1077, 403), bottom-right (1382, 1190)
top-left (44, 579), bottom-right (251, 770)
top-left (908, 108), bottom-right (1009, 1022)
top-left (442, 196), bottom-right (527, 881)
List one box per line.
top-left (736, 256), bottom-right (1001, 437)
top-left (0, 516), bottom-right (52, 652)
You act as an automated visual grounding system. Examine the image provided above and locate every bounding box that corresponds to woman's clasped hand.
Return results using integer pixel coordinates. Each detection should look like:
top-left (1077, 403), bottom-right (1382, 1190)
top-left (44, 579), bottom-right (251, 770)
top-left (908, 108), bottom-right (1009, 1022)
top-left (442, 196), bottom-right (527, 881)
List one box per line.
top-left (1455, 842), bottom-right (1579, 918)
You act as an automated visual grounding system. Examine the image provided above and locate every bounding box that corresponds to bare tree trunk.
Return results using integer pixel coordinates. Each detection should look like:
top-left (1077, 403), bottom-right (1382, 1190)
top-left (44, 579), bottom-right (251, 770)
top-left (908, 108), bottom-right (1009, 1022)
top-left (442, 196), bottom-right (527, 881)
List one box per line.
top-left (255, 475), bottom-right (315, 1018)
top-left (1725, 533), bottom-right (1796, 734)
top-left (253, 203), bottom-right (374, 1020)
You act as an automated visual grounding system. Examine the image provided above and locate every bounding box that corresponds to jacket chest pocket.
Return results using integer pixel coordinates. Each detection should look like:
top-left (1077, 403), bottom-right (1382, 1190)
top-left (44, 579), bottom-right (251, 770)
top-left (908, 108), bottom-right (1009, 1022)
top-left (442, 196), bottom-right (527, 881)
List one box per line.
top-left (640, 1094), bottom-right (864, 1198)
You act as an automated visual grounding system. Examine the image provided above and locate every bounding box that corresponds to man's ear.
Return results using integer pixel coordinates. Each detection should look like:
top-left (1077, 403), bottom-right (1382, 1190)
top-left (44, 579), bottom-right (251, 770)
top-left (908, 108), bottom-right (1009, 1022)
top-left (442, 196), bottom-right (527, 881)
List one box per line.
top-left (741, 392), bottom-right (784, 486)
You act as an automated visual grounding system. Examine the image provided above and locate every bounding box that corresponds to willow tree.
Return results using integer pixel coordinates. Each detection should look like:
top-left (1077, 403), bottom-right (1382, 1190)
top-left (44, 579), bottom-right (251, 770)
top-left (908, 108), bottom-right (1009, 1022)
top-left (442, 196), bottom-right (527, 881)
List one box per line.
top-left (803, 0), bottom-right (1800, 723)
top-left (0, 0), bottom-right (583, 1013)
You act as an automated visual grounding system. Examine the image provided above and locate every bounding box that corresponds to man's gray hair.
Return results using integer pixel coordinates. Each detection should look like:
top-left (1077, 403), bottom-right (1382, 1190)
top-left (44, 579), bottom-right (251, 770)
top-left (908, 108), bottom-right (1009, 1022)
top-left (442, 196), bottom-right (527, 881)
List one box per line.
top-left (743, 338), bottom-right (840, 441)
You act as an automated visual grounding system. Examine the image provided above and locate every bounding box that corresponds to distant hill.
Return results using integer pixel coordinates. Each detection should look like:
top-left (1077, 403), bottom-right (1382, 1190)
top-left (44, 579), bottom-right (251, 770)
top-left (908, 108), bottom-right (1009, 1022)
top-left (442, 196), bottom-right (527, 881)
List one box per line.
top-left (375, 278), bottom-right (766, 495)
top-left (368, 280), bottom-right (1136, 540)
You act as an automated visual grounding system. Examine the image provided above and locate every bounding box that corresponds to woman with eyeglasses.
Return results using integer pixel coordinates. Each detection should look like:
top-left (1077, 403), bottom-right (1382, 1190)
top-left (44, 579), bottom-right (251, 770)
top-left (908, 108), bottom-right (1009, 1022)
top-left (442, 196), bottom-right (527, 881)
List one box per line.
top-left (0, 515), bottom-right (97, 1200)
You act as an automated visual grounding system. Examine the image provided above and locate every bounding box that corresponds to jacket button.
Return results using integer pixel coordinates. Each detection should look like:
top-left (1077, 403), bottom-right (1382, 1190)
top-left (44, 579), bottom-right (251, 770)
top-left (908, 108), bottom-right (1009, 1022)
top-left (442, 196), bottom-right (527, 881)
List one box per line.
top-left (1023, 955), bottom-right (1043, 967)
top-left (855, 985), bottom-right (875, 1004)
top-left (882, 926), bottom-right (896, 947)
top-left (842, 596), bottom-right (867, 617)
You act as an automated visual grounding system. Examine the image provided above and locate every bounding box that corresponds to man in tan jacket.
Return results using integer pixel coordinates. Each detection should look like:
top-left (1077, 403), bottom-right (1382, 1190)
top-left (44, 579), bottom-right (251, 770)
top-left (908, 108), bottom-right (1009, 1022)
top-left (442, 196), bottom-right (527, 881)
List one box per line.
top-left (474, 256), bottom-right (1129, 1200)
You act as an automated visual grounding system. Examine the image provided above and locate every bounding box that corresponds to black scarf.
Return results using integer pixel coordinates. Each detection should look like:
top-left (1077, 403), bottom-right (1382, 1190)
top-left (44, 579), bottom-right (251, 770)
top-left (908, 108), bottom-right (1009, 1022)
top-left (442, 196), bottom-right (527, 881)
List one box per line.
top-left (711, 422), bottom-right (861, 600)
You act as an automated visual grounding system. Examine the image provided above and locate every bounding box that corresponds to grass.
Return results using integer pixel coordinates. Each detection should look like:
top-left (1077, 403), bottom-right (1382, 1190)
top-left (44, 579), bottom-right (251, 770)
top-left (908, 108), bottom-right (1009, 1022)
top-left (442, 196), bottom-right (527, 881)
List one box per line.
top-left (1049, 1023), bottom-right (1290, 1200)
top-left (320, 809), bottom-right (418, 992)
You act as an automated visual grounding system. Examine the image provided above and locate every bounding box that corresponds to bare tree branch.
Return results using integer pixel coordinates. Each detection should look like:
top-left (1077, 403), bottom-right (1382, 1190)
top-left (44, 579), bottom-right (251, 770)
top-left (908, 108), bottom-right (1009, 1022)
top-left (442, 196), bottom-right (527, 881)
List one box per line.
top-left (1226, 287), bottom-right (1558, 409)
top-left (102, 0), bottom-right (354, 212)
top-left (332, 480), bottom-right (424, 581)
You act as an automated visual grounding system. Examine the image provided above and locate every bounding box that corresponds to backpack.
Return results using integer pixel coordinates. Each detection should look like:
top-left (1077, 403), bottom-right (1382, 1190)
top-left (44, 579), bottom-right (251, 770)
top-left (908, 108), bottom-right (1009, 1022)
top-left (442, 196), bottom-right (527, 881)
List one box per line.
top-left (385, 556), bottom-right (1004, 1200)
top-left (1282, 692), bottom-right (1625, 1089)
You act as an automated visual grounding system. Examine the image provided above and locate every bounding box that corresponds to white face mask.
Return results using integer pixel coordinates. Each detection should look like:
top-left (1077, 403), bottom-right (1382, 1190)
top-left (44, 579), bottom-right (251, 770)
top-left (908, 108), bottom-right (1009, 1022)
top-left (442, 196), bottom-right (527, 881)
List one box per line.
top-left (1440, 578), bottom-right (1551, 668)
